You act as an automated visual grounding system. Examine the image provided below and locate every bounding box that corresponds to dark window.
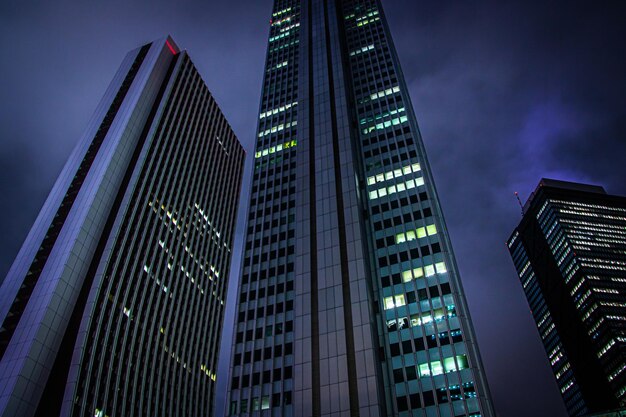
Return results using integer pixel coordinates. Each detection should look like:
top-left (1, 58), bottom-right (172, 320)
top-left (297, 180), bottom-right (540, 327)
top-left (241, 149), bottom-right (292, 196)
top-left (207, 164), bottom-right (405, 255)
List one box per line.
top-left (396, 396), bottom-right (408, 412)
top-left (393, 368), bottom-right (404, 383)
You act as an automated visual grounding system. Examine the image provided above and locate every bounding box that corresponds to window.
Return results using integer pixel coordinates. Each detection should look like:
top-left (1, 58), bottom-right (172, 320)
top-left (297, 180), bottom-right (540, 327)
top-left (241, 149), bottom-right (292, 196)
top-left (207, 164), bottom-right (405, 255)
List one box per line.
top-left (418, 355), bottom-right (469, 377)
top-left (383, 294), bottom-right (405, 310)
top-left (396, 224), bottom-right (437, 243)
top-left (261, 396), bottom-right (270, 410)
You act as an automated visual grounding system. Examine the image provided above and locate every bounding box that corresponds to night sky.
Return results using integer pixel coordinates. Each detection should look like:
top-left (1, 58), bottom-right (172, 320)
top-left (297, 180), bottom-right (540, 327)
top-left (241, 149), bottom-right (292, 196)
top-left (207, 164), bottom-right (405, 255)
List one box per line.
top-left (1, 1), bottom-right (625, 416)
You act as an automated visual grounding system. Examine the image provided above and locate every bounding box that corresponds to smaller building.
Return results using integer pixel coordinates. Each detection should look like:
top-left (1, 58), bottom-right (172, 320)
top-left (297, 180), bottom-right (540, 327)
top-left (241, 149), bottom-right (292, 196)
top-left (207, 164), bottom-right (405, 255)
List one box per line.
top-left (507, 179), bottom-right (626, 416)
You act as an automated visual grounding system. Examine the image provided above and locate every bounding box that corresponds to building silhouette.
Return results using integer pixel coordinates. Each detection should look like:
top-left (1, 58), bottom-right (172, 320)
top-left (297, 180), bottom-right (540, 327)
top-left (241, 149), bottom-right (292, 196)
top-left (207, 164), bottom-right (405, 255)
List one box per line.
top-left (508, 179), bottom-right (626, 416)
top-left (227, 1), bottom-right (494, 416)
top-left (0, 36), bottom-right (244, 417)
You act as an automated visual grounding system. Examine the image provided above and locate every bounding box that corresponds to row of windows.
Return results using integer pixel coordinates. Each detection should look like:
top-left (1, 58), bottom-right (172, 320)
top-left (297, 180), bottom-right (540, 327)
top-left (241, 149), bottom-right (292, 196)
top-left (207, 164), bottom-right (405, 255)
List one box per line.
top-left (243, 245), bottom-right (295, 266)
top-left (377, 244), bottom-right (442, 268)
top-left (259, 100), bottom-right (298, 120)
top-left (248, 185), bottom-right (296, 204)
top-left (229, 391), bottom-right (292, 415)
top-left (235, 315), bottom-right (294, 344)
top-left (391, 354), bottom-right (468, 385)
top-left (237, 298), bottom-right (293, 324)
top-left (234, 342), bottom-right (293, 367)
top-left (388, 328), bottom-right (462, 355)
top-left (373, 207), bottom-right (433, 233)
top-left (247, 199), bottom-right (296, 222)
top-left (382, 262), bottom-right (451, 288)
top-left (251, 173), bottom-right (296, 194)
top-left (232, 366), bottom-right (293, 390)
top-left (252, 160), bottom-right (296, 181)
top-left (245, 228), bottom-right (295, 248)
top-left (362, 128), bottom-right (411, 150)
top-left (395, 382), bottom-right (477, 412)
top-left (241, 261), bottom-right (294, 284)
top-left (254, 153), bottom-right (291, 171)
top-left (364, 149), bottom-right (418, 172)
top-left (239, 280), bottom-right (294, 304)
top-left (383, 283), bottom-right (452, 309)
top-left (371, 192), bottom-right (430, 214)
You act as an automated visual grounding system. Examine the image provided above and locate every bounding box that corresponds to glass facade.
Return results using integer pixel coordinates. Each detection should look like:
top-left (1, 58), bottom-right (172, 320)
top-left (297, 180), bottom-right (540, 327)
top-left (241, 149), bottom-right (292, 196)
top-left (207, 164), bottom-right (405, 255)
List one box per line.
top-left (228, 1), bottom-right (494, 416)
top-left (508, 179), bottom-right (626, 416)
top-left (0, 37), bottom-right (244, 417)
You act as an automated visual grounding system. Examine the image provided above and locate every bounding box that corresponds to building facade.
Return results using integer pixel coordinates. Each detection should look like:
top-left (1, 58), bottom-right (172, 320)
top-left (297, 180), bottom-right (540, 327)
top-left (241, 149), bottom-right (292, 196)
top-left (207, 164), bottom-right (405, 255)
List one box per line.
top-left (227, 1), bottom-right (494, 416)
top-left (0, 36), bottom-right (245, 417)
top-left (507, 179), bottom-right (626, 416)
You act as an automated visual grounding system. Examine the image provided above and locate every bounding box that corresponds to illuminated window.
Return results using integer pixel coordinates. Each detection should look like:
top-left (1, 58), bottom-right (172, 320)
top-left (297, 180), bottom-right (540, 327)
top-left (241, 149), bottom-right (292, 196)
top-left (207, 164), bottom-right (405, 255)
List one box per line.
top-left (431, 360), bottom-right (444, 375)
top-left (269, 39), bottom-right (299, 53)
top-left (272, 7), bottom-right (291, 17)
top-left (362, 115), bottom-right (408, 134)
top-left (396, 224), bottom-right (437, 244)
top-left (418, 355), bottom-right (468, 378)
top-left (268, 61), bottom-right (289, 72)
top-left (355, 10), bottom-right (380, 27)
top-left (361, 107), bottom-right (405, 125)
top-left (255, 140), bottom-right (297, 159)
top-left (258, 120), bottom-right (297, 138)
top-left (384, 294), bottom-right (406, 310)
top-left (367, 163), bottom-right (420, 186)
top-left (402, 267), bottom-right (424, 282)
top-left (363, 85), bottom-right (400, 103)
top-left (350, 44), bottom-right (375, 56)
top-left (271, 15), bottom-right (293, 27)
top-left (369, 177), bottom-right (425, 200)
top-left (259, 101), bottom-right (298, 119)
top-left (261, 396), bottom-right (270, 410)
top-left (269, 27), bottom-right (299, 42)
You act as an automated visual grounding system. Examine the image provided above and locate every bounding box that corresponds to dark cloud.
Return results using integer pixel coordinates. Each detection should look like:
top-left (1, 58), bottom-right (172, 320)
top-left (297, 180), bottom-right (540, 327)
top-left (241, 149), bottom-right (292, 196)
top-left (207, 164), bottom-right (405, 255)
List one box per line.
top-left (1, 1), bottom-right (624, 416)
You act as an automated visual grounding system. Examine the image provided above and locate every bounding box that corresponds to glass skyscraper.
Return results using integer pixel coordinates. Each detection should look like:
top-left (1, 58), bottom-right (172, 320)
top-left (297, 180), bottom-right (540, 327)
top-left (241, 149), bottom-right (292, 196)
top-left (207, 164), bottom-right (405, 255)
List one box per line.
top-left (508, 179), bottom-right (626, 416)
top-left (0, 36), bottom-right (244, 417)
top-left (227, 1), bottom-right (494, 416)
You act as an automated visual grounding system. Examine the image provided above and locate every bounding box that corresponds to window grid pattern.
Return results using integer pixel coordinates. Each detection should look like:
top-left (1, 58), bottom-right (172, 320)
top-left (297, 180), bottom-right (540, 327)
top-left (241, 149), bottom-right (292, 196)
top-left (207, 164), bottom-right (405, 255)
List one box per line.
top-left (228, 0), bottom-right (301, 415)
top-left (71, 53), bottom-right (244, 417)
top-left (228, 1), bottom-right (495, 416)
top-left (535, 197), bottom-right (626, 407)
top-left (341, 0), bottom-right (493, 416)
top-left (508, 183), bottom-right (626, 414)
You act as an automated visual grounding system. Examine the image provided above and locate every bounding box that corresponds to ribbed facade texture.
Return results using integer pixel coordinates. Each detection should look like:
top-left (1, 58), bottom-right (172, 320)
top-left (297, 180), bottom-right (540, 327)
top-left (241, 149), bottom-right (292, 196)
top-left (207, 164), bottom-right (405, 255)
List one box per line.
top-left (227, 1), bottom-right (494, 416)
top-left (507, 179), bottom-right (626, 416)
top-left (0, 36), bottom-right (244, 417)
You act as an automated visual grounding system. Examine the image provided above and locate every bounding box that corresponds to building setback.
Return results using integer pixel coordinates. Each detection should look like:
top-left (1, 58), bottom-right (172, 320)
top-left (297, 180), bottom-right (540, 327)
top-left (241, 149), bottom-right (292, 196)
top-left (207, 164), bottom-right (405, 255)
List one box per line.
top-left (508, 179), bottom-right (626, 416)
top-left (227, 1), bottom-right (494, 416)
top-left (0, 36), bottom-right (245, 417)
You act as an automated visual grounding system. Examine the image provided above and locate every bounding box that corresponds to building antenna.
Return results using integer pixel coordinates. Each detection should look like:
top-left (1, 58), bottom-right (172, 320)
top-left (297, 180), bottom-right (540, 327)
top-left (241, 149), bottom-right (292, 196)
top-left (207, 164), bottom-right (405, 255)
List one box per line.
top-left (514, 192), bottom-right (524, 216)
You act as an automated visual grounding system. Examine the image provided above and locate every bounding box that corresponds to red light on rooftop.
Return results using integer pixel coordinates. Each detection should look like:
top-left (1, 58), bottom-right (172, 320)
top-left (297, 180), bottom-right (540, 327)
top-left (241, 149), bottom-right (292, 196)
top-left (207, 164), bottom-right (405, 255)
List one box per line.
top-left (165, 40), bottom-right (177, 55)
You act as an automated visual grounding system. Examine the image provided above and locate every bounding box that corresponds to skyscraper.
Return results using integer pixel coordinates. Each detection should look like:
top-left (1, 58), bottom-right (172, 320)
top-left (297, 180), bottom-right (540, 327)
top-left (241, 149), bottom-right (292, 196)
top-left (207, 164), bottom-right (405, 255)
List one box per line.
top-left (227, 1), bottom-right (494, 416)
top-left (0, 36), bottom-right (245, 417)
top-left (507, 179), bottom-right (626, 416)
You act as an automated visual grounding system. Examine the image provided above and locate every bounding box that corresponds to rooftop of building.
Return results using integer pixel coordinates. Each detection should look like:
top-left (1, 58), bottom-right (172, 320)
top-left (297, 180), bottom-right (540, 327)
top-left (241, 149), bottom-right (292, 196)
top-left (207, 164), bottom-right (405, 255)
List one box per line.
top-left (522, 178), bottom-right (607, 214)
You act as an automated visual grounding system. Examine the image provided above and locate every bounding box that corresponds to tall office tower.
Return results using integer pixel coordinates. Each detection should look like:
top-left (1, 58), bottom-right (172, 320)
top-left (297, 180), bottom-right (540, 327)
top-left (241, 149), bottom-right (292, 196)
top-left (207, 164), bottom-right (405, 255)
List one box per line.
top-left (227, 1), bottom-right (494, 416)
top-left (0, 36), bottom-right (244, 417)
top-left (507, 179), bottom-right (626, 416)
